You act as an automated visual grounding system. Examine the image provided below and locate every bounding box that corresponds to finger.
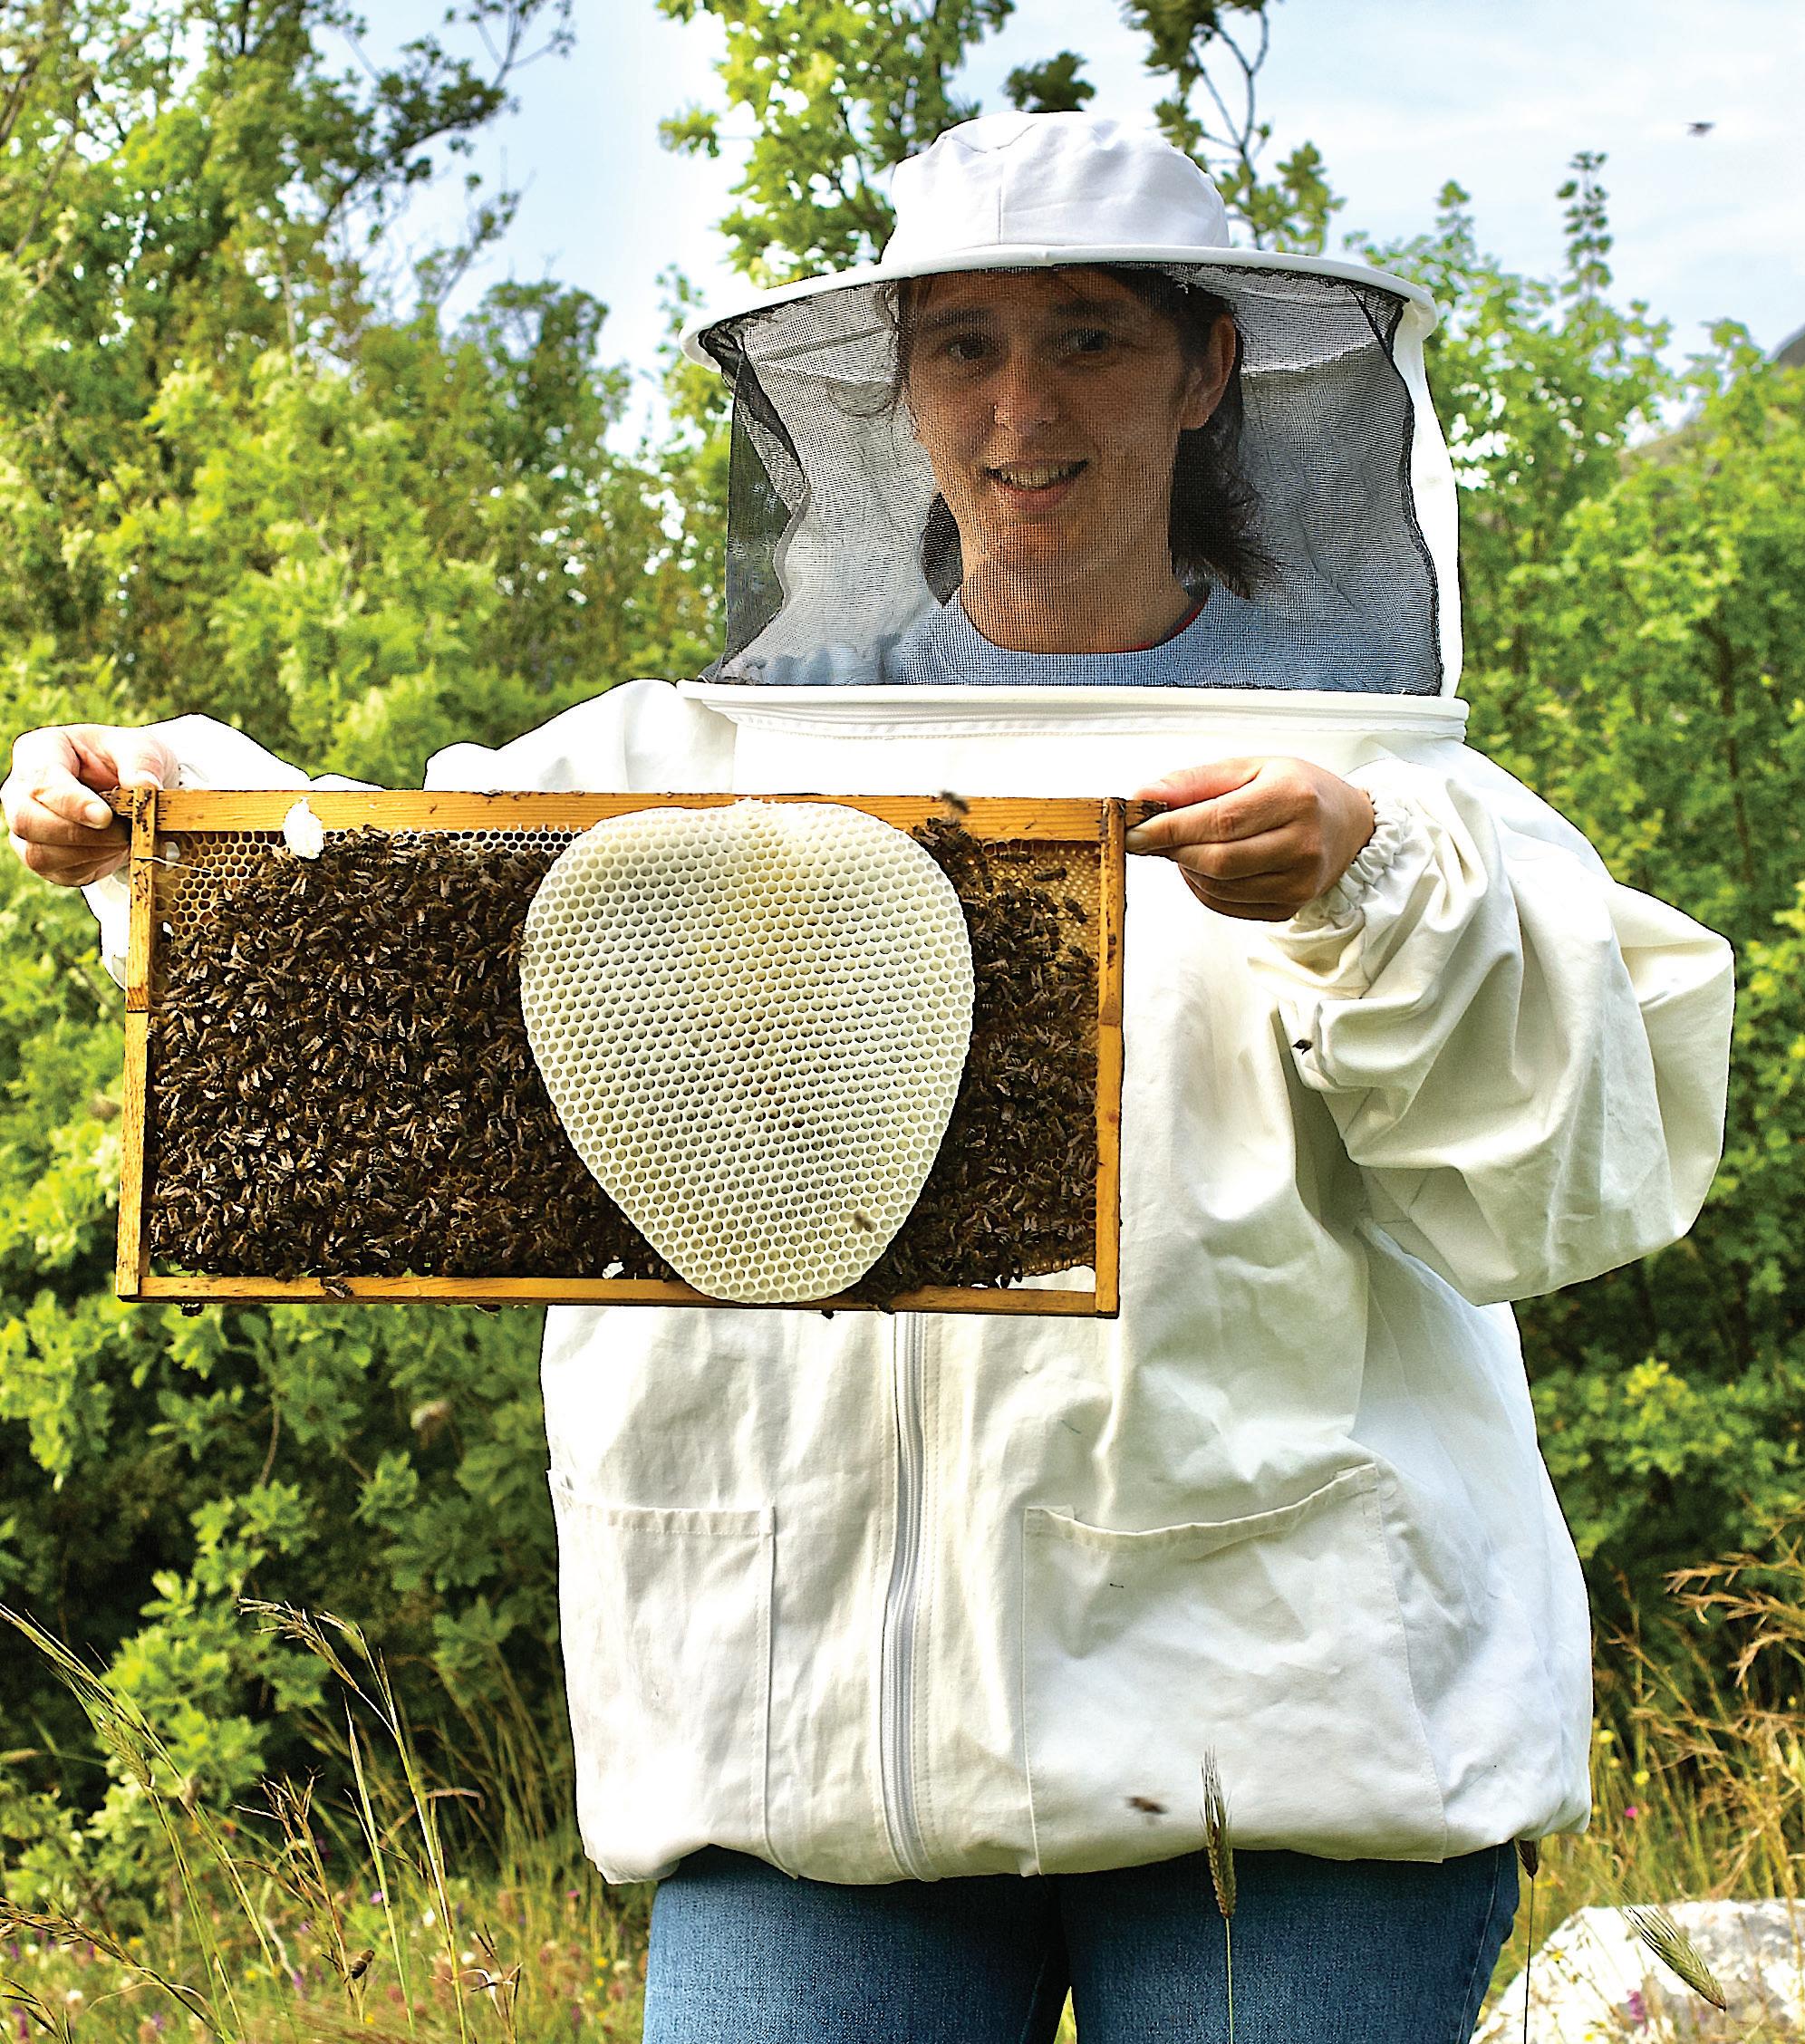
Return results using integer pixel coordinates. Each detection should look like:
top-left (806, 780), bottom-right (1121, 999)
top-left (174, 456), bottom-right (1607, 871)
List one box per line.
top-left (1134, 786), bottom-right (1309, 860)
top-left (1176, 873), bottom-right (1304, 923)
top-left (5, 740), bottom-right (111, 834)
top-left (1166, 824), bottom-right (1315, 884)
top-left (5, 788), bottom-right (123, 850)
top-left (1131, 756), bottom-right (1263, 808)
top-left (1126, 757), bottom-right (1262, 834)
top-left (1127, 766), bottom-right (1306, 853)
top-left (8, 827), bottom-right (126, 888)
top-left (7, 757), bottom-right (119, 833)
top-left (1176, 863), bottom-right (1314, 900)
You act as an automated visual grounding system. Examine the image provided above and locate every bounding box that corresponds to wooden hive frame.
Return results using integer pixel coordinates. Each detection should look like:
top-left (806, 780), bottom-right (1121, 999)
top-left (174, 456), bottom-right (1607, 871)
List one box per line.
top-left (114, 788), bottom-right (1129, 1316)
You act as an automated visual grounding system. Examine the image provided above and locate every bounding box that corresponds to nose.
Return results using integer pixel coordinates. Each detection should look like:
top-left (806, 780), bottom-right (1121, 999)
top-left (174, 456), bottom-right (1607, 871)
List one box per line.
top-left (989, 347), bottom-right (1057, 435)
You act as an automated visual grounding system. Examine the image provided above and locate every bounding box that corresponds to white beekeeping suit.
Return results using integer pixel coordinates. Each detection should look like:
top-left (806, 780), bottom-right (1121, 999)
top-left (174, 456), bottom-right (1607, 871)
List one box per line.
top-left (82, 112), bottom-right (1733, 1887)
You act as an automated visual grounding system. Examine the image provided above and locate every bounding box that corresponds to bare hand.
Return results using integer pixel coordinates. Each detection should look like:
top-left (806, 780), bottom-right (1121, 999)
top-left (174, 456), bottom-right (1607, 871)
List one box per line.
top-left (1125, 757), bottom-right (1376, 922)
top-left (4, 724), bottom-right (179, 888)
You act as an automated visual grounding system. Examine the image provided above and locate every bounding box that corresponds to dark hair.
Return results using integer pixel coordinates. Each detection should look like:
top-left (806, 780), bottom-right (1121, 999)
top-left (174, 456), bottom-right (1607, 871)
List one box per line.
top-left (881, 265), bottom-right (1270, 602)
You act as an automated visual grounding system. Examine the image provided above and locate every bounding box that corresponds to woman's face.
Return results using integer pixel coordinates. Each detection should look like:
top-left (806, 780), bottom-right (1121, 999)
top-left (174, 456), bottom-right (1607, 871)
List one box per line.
top-left (902, 268), bottom-right (1234, 615)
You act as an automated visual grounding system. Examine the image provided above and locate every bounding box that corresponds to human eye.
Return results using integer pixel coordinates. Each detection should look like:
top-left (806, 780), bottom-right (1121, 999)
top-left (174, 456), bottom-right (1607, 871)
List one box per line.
top-left (937, 326), bottom-right (992, 365)
top-left (1054, 324), bottom-right (1119, 363)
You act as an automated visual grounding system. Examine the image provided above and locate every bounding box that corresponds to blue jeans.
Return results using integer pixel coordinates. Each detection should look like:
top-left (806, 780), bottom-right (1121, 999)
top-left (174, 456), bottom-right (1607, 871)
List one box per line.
top-left (644, 1842), bottom-right (1520, 2041)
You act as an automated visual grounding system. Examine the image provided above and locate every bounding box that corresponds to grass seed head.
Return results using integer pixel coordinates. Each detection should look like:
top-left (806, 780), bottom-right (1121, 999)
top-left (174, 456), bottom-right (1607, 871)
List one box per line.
top-left (1624, 1904), bottom-right (1729, 2010)
top-left (1201, 1752), bottom-right (1237, 1921)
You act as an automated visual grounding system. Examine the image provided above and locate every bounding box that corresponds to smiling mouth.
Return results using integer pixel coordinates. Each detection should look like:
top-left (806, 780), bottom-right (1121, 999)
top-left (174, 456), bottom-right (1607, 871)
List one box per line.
top-left (987, 459), bottom-right (1086, 494)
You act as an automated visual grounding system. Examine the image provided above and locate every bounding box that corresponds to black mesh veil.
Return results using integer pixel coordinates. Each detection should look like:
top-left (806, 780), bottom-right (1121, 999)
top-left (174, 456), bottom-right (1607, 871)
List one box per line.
top-left (698, 261), bottom-right (1445, 696)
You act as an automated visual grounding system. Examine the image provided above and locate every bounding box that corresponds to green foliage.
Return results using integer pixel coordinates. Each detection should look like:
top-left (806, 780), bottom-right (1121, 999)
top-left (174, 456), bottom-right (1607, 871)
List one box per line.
top-left (0, 0), bottom-right (713, 1904)
top-left (655, 0), bottom-right (1012, 280)
top-left (1004, 52), bottom-right (1096, 115)
top-left (1497, 352), bottom-right (1805, 1654)
top-left (659, 0), bottom-right (1337, 276)
top-left (1359, 165), bottom-right (1805, 1663)
top-left (1, 0), bottom-right (1800, 1914)
top-left (1350, 166), bottom-right (1676, 606)
top-left (1120, 0), bottom-right (1342, 252)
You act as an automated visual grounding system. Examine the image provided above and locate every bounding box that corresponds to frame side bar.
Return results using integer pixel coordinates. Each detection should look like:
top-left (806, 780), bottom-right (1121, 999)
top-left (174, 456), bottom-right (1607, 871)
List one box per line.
top-left (1093, 798), bottom-right (1126, 1319)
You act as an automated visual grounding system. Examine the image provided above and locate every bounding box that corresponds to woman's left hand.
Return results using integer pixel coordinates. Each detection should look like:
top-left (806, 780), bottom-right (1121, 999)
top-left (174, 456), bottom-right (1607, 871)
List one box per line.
top-left (1125, 757), bottom-right (1376, 922)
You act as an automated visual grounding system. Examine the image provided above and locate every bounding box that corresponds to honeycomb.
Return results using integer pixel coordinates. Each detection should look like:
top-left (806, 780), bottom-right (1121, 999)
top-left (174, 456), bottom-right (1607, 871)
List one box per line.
top-left (517, 801), bottom-right (977, 1305)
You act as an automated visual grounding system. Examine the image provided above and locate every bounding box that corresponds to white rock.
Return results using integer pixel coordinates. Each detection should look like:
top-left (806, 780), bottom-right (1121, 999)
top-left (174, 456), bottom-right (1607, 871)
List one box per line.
top-left (1478, 1900), bottom-right (1805, 2041)
top-left (281, 797), bottom-right (325, 860)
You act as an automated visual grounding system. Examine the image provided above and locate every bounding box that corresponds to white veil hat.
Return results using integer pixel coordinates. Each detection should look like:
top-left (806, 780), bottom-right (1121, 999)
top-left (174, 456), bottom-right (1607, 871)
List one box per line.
top-left (678, 113), bottom-right (1462, 697)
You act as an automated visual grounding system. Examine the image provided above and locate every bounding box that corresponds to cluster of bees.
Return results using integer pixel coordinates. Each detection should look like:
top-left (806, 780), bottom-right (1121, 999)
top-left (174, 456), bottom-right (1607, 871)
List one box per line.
top-left (846, 815), bottom-right (1098, 1301)
top-left (144, 812), bottom-right (1098, 1301)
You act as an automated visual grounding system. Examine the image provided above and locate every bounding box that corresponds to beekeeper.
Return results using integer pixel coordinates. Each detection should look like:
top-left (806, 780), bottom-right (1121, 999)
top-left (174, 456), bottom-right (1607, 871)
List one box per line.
top-left (5, 112), bottom-right (1734, 2044)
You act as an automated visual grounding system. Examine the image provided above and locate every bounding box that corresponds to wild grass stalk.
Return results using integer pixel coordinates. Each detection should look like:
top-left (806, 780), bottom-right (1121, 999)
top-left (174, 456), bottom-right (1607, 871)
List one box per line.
top-left (0, 1601), bottom-right (276, 2039)
top-left (1483, 1532), bottom-right (1805, 2034)
top-left (1515, 1838), bottom-right (1539, 2044)
top-left (1201, 1752), bottom-right (1236, 2044)
top-left (1, 1596), bottom-right (652, 2040)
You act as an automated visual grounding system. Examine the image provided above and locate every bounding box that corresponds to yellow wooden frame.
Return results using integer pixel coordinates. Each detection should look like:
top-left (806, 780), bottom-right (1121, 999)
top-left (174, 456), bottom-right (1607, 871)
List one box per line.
top-left (116, 789), bottom-right (1128, 1316)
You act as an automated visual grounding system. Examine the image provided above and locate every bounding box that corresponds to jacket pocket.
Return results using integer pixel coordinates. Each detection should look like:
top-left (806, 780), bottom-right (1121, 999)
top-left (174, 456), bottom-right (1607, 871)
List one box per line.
top-left (1019, 1463), bottom-right (1446, 1872)
top-left (549, 1472), bottom-right (777, 1884)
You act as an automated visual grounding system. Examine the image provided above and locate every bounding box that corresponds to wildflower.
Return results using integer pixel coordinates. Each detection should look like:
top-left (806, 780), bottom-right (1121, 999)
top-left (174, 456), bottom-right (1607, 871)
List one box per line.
top-left (420, 1908), bottom-right (436, 1928)
top-left (63, 1989), bottom-right (83, 2007)
top-left (1624, 1803), bottom-right (1643, 1821)
top-left (370, 1890), bottom-right (384, 1906)
top-left (1631, 1769), bottom-right (1650, 1788)
top-left (1623, 1987), bottom-right (1649, 2029)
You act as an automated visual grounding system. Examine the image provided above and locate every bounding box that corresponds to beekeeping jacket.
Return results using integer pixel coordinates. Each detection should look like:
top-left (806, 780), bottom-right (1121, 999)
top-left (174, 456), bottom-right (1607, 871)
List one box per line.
top-left (85, 113), bottom-right (1734, 1886)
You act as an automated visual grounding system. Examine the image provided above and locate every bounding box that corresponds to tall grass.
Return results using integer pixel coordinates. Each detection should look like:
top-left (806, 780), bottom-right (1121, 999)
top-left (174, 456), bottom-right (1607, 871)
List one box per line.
top-left (1484, 1534), bottom-right (1804, 2028)
top-left (3, 1536), bottom-right (1800, 2041)
top-left (0, 1601), bottom-right (651, 2042)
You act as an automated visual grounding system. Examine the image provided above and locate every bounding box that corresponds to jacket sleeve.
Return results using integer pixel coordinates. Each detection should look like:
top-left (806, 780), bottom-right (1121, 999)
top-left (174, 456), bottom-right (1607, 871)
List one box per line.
top-left (1253, 747), bottom-right (1735, 1307)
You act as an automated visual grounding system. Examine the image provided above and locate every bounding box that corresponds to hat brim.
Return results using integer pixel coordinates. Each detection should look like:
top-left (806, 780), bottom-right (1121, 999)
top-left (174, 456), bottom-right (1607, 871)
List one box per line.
top-left (680, 243), bottom-right (1439, 365)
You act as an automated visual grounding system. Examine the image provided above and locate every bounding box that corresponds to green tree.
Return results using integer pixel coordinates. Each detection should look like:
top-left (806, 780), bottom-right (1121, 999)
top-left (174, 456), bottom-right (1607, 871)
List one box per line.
top-left (0, 0), bottom-right (713, 1903)
top-left (1483, 340), bottom-right (1805, 1657)
top-left (1122, 0), bottom-right (1340, 251)
top-left (1359, 169), bottom-right (1805, 1667)
top-left (654, 0), bottom-right (1010, 281)
top-left (657, 0), bottom-right (1335, 279)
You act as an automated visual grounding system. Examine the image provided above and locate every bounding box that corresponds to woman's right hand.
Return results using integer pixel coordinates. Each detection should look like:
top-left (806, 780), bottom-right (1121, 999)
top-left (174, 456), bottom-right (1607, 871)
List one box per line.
top-left (3, 724), bottom-right (179, 888)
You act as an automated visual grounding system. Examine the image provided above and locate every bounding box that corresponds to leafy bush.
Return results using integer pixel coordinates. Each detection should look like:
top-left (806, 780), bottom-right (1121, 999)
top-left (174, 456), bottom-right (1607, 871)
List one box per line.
top-left (3, 0), bottom-right (1800, 1907)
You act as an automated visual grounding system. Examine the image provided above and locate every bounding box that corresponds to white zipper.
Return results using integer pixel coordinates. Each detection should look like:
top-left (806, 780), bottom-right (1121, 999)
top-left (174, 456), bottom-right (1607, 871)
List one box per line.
top-left (879, 1312), bottom-right (934, 1879)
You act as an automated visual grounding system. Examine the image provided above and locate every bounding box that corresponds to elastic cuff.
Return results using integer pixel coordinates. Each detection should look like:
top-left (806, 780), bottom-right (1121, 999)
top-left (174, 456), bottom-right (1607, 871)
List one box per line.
top-left (1288, 789), bottom-right (1414, 934)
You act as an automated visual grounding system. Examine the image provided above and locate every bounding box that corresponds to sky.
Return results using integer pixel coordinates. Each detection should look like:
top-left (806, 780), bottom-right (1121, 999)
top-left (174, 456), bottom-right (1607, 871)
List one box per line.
top-left (356, 0), bottom-right (1805, 442)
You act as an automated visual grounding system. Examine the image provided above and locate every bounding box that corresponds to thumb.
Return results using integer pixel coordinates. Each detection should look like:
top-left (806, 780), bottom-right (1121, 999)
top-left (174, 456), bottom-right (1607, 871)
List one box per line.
top-left (1131, 757), bottom-right (1263, 809)
top-left (1125, 757), bottom-right (1264, 852)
